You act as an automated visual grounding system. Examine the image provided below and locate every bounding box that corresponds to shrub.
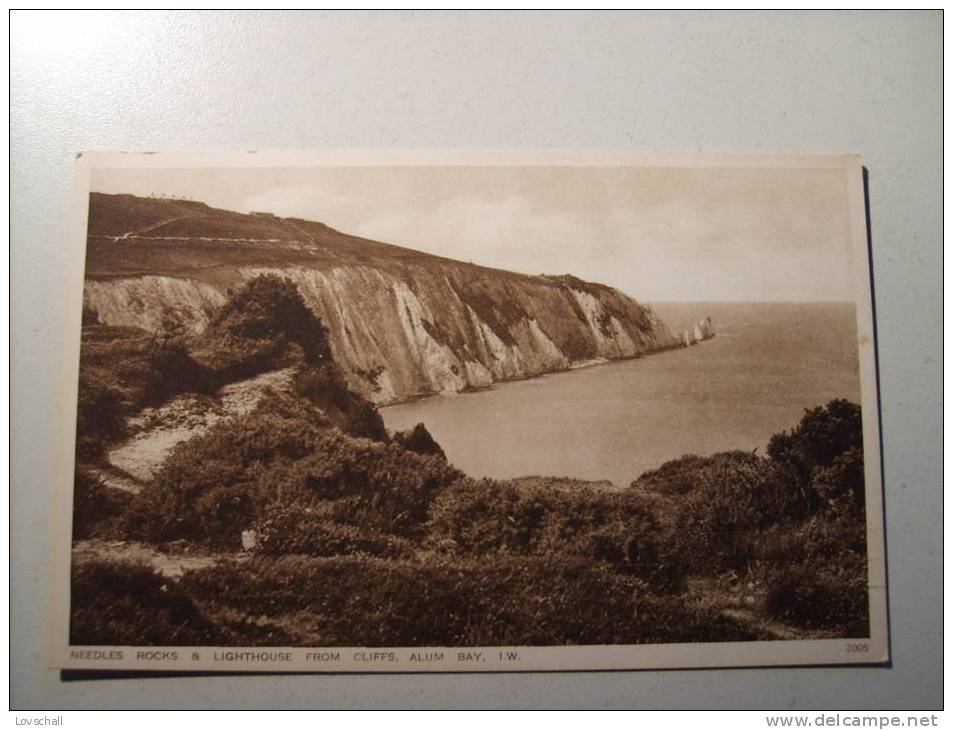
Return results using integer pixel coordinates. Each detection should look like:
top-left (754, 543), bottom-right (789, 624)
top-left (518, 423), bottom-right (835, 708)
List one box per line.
top-left (768, 399), bottom-right (863, 481)
top-left (70, 559), bottom-right (227, 645)
top-left (292, 364), bottom-right (387, 442)
top-left (253, 430), bottom-right (460, 536)
top-left (428, 478), bottom-right (538, 554)
top-left (141, 340), bottom-right (212, 406)
top-left (71, 470), bottom-right (131, 540)
top-left (428, 478), bottom-right (683, 590)
top-left (124, 397), bottom-right (327, 544)
top-left (764, 561), bottom-right (869, 636)
top-left (180, 553), bottom-right (761, 646)
top-left (748, 505), bottom-right (869, 637)
top-left (74, 370), bottom-right (125, 458)
top-left (253, 503), bottom-right (409, 557)
top-left (393, 423), bottom-right (446, 459)
top-left (671, 451), bottom-right (816, 574)
top-left (811, 446), bottom-right (866, 516)
top-left (75, 276), bottom-right (331, 461)
top-left (766, 399), bottom-right (867, 523)
top-left (753, 509), bottom-right (867, 570)
top-left (632, 454), bottom-right (709, 495)
top-left (198, 275), bottom-right (331, 378)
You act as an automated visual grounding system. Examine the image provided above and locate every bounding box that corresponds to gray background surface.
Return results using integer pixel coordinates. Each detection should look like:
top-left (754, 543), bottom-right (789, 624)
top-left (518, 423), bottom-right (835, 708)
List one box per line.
top-left (10, 10), bottom-right (942, 710)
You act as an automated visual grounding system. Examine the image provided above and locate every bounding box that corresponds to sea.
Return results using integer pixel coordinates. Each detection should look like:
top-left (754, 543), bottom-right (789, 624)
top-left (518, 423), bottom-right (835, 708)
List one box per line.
top-left (380, 302), bottom-right (862, 487)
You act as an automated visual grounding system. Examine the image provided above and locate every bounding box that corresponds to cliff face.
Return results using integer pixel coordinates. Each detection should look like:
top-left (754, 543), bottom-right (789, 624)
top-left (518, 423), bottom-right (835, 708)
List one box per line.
top-left (83, 193), bottom-right (679, 403)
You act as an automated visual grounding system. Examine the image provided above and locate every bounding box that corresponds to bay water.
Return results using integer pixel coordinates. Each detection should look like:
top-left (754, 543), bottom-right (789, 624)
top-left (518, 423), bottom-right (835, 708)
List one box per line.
top-left (380, 302), bottom-right (861, 487)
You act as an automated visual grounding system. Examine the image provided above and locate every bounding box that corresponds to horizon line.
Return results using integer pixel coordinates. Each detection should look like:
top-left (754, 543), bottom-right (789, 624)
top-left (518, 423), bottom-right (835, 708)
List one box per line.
top-left (647, 299), bottom-right (857, 305)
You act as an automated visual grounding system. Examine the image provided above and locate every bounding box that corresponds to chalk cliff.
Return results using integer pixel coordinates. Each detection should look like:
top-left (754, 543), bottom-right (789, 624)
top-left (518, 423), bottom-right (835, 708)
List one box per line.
top-left (680, 316), bottom-right (715, 347)
top-left (83, 193), bottom-right (680, 403)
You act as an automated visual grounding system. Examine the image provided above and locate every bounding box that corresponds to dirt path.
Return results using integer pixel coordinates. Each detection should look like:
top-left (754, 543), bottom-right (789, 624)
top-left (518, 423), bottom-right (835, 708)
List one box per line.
top-left (87, 464), bottom-right (144, 495)
top-left (684, 576), bottom-right (827, 641)
top-left (719, 608), bottom-right (806, 641)
top-left (107, 368), bottom-right (296, 482)
top-left (72, 539), bottom-right (242, 578)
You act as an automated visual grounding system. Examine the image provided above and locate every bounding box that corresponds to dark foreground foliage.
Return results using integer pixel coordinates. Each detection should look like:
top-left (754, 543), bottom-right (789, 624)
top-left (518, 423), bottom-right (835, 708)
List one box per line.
top-left (71, 559), bottom-right (291, 646)
top-left (758, 515), bottom-right (869, 636)
top-left (393, 423), bottom-right (446, 459)
top-left (179, 554), bottom-right (759, 646)
top-left (72, 470), bottom-right (132, 540)
top-left (632, 400), bottom-right (869, 635)
top-left (429, 478), bottom-right (683, 591)
top-left (292, 364), bottom-right (387, 442)
top-left (70, 559), bottom-right (227, 645)
top-left (102, 396), bottom-right (869, 643)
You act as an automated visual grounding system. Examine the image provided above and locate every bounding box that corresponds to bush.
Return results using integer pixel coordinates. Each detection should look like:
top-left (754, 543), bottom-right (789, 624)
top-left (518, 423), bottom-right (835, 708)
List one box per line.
top-left (180, 553), bottom-right (760, 646)
top-left (71, 470), bottom-right (131, 540)
top-left (70, 559), bottom-right (228, 645)
top-left (253, 503), bottom-right (409, 557)
top-left (768, 399), bottom-right (863, 482)
top-left (393, 423), bottom-right (446, 459)
top-left (124, 396), bottom-right (328, 544)
top-left (74, 276), bottom-right (332, 463)
top-left (811, 446), bottom-right (866, 516)
top-left (74, 370), bottom-right (125, 458)
top-left (630, 402), bottom-right (868, 580)
top-left (428, 478), bottom-right (683, 590)
top-left (765, 561), bottom-right (869, 636)
top-left (70, 558), bottom-right (292, 646)
top-left (747, 505), bottom-right (870, 637)
top-left (765, 399), bottom-right (867, 519)
top-left (141, 340), bottom-right (212, 406)
top-left (748, 512), bottom-right (867, 571)
top-left (198, 275), bottom-right (331, 378)
top-left (100, 298), bottom-right (870, 645)
top-left (428, 478), bottom-right (539, 554)
top-left (292, 364), bottom-right (387, 442)
top-left (253, 430), bottom-right (460, 537)
top-left (672, 452), bottom-right (814, 574)
top-left (632, 454), bottom-right (708, 495)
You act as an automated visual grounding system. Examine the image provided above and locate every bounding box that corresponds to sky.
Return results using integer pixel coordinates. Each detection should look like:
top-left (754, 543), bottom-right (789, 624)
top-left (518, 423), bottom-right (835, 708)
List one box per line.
top-left (91, 164), bottom-right (857, 303)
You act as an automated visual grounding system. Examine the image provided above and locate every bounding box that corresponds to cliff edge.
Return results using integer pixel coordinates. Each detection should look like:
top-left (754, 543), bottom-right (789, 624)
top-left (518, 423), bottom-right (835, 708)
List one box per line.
top-left (82, 193), bottom-right (679, 403)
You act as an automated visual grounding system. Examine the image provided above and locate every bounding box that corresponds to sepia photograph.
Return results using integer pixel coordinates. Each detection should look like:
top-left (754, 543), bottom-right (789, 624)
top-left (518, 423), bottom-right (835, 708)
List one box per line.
top-left (54, 151), bottom-right (887, 672)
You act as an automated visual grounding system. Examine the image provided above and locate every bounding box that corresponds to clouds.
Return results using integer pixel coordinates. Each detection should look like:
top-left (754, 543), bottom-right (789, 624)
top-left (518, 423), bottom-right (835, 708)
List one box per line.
top-left (91, 163), bottom-right (856, 303)
top-left (349, 193), bottom-right (614, 274)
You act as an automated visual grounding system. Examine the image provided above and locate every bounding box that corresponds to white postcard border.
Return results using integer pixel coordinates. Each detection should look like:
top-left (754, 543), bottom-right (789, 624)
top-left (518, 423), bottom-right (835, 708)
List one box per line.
top-left (50, 150), bottom-right (888, 673)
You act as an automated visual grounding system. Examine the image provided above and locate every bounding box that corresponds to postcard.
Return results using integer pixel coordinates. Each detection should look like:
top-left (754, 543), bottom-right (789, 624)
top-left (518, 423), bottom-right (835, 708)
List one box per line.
top-left (51, 150), bottom-right (887, 672)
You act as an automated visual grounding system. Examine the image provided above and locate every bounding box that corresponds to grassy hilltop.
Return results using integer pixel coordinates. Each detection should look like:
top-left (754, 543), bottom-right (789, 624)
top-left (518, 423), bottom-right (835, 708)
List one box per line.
top-left (71, 275), bottom-right (870, 646)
